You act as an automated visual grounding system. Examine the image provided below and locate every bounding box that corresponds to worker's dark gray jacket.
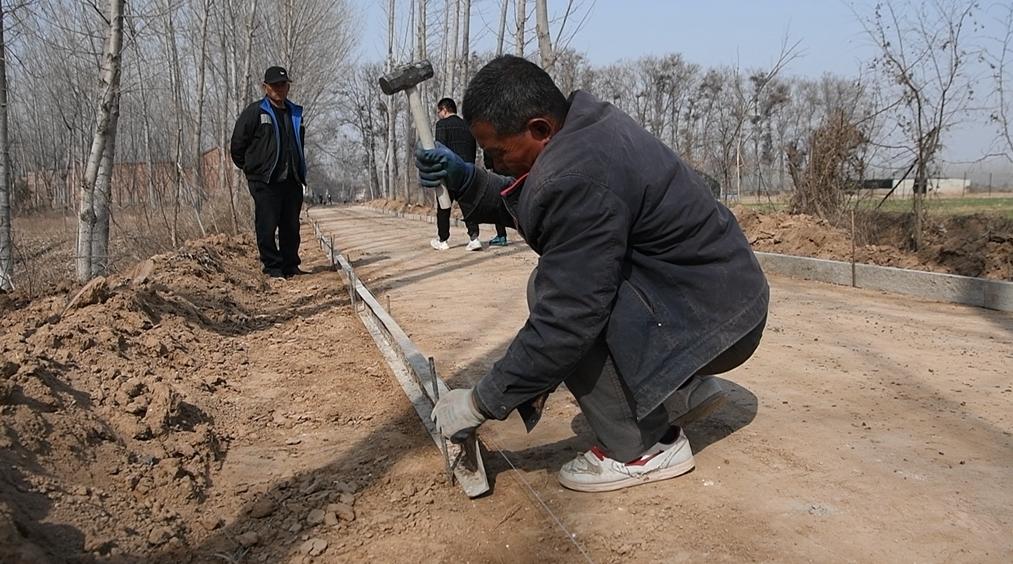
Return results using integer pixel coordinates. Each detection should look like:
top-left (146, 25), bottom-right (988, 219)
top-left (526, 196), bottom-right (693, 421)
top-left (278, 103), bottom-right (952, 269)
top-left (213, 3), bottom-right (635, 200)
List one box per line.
top-left (457, 90), bottom-right (769, 422)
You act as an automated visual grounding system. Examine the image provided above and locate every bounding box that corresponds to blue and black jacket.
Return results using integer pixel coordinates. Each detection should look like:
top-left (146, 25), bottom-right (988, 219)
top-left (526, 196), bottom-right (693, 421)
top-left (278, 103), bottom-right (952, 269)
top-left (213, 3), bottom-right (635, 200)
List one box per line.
top-left (230, 97), bottom-right (306, 184)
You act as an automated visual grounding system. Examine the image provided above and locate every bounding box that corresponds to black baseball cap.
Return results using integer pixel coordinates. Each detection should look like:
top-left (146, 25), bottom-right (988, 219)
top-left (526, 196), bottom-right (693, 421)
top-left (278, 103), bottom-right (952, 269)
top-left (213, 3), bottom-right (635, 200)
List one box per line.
top-left (264, 66), bottom-right (292, 84)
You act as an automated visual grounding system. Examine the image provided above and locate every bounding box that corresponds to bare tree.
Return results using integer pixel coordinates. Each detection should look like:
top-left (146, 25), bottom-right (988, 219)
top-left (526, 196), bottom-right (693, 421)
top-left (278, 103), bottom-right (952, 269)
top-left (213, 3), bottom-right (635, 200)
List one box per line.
top-left (76, 0), bottom-right (125, 281)
top-left (787, 109), bottom-right (868, 218)
top-left (862, 0), bottom-right (977, 249)
top-left (191, 0), bottom-right (213, 227)
top-left (989, 3), bottom-right (1013, 162)
top-left (496, 0), bottom-right (508, 56)
top-left (459, 0), bottom-right (471, 90)
top-left (515, 0), bottom-right (526, 57)
top-left (447, 0), bottom-right (460, 96)
top-left (90, 88), bottom-right (120, 276)
top-left (534, 0), bottom-right (553, 70)
top-left (240, 0), bottom-right (259, 110)
top-left (385, 0), bottom-right (397, 198)
top-left (0, 4), bottom-right (11, 292)
top-left (441, 0), bottom-right (451, 90)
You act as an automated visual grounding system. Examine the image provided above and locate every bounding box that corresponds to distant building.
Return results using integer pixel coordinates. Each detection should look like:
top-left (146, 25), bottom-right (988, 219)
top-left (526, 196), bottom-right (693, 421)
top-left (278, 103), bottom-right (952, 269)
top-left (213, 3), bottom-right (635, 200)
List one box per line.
top-left (22, 147), bottom-right (233, 210)
top-left (859, 177), bottom-right (970, 197)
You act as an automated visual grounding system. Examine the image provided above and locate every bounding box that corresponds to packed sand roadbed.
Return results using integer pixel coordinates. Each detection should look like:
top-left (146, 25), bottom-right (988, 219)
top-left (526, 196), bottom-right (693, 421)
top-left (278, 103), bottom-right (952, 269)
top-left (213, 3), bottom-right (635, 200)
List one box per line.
top-left (310, 205), bottom-right (1012, 563)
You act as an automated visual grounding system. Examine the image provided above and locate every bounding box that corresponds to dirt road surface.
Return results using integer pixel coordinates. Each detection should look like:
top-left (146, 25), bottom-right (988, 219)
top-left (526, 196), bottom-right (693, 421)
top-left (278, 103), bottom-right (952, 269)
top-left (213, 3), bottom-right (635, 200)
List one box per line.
top-left (309, 205), bottom-right (1012, 563)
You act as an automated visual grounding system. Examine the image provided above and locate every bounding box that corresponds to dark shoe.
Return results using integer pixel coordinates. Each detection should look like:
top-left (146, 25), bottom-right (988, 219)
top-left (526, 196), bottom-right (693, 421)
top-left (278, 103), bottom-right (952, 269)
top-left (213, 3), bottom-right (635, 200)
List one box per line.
top-left (265, 269), bottom-right (286, 279)
top-left (283, 267), bottom-right (309, 278)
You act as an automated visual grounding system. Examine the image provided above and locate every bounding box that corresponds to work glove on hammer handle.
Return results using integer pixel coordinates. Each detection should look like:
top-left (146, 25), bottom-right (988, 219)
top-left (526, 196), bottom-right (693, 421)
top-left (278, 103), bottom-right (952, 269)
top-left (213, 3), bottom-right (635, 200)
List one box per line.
top-left (415, 143), bottom-right (475, 198)
top-left (431, 387), bottom-right (486, 443)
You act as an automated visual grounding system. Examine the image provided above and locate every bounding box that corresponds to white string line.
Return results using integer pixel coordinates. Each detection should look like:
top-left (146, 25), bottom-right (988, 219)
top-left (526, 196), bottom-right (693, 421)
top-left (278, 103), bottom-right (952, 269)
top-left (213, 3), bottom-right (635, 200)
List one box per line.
top-left (481, 433), bottom-right (596, 564)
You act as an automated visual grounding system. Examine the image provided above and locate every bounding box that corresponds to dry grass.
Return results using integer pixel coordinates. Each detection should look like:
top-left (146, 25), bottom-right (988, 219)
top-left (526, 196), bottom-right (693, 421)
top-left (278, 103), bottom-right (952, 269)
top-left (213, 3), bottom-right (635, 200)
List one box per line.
top-left (7, 195), bottom-right (254, 299)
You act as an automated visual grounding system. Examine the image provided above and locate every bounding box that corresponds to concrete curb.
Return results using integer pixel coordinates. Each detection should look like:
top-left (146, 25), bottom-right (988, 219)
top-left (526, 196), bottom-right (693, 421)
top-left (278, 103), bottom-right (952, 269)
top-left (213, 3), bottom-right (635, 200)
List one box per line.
top-left (362, 205), bottom-right (1013, 313)
top-left (754, 252), bottom-right (1013, 312)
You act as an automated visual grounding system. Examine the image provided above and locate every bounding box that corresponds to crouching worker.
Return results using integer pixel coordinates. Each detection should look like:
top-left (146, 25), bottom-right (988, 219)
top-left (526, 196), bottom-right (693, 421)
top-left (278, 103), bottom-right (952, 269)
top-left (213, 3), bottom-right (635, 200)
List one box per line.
top-left (421, 56), bottom-right (769, 493)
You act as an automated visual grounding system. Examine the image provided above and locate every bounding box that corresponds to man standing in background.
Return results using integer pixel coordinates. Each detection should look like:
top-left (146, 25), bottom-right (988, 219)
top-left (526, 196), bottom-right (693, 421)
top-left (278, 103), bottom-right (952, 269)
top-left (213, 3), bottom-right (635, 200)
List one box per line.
top-left (432, 98), bottom-right (484, 251)
top-left (230, 66), bottom-right (307, 278)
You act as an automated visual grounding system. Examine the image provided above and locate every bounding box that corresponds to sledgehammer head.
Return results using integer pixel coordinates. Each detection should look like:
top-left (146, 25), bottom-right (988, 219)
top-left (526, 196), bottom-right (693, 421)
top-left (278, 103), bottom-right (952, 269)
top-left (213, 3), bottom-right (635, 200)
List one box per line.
top-left (379, 60), bottom-right (435, 95)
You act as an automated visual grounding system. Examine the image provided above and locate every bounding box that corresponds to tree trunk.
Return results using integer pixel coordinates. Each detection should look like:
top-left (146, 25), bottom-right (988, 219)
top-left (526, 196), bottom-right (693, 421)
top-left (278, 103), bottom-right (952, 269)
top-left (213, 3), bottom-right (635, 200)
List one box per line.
top-left (385, 0), bottom-right (397, 198)
top-left (417, 0), bottom-right (428, 64)
top-left (912, 161), bottom-right (925, 250)
top-left (76, 0), bottom-right (125, 282)
top-left (163, 1), bottom-right (206, 241)
top-left (515, 0), bottom-right (526, 57)
top-left (534, 0), bottom-right (553, 70)
top-left (460, 0), bottom-right (471, 90)
top-left (241, 0), bottom-right (259, 111)
top-left (441, 0), bottom-right (451, 95)
top-left (496, 0), bottom-right (508, 56)
top-left (238, 0), bottom-right (259, 223)
top-left (448, 0), bottom-right (460, 97)
top-left (280, 0), bottom-right (296, 70)
top-left (91, 93), bottom-right (120, 277)
top-left (192, 0), bottom-right (212, 228)
top-left (218, 0), bottom-right (241, 232)
top-left (0, 7), bottom-right (11, 292)
top-left (414, 0), bottom-right (428, 203)
top-left (129, 15), bottom-right (172, 242)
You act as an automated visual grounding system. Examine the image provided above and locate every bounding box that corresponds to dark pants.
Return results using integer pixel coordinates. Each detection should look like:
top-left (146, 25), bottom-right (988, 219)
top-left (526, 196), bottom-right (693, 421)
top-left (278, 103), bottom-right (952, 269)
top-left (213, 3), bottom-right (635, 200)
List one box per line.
top-left (250, 179), bottom-right (303, 274)
top-left (527, 268), bottom-right (765, 461)
top-left (437, 206), bottom-right (506, 242)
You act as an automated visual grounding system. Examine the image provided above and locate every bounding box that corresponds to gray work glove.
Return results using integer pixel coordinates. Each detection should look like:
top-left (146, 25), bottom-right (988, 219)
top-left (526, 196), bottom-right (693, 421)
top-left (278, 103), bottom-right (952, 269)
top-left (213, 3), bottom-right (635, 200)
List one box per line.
top-left (431, 387), bottom-right (486, 443)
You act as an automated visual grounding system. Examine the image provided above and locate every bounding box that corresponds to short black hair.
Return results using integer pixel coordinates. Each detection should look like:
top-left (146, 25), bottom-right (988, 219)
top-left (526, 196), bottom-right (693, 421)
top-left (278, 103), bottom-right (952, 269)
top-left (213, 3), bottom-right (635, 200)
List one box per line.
top-left (462, 55), bottom-right (568, 135)
top-left (437, 97), bottom-right (457, 114)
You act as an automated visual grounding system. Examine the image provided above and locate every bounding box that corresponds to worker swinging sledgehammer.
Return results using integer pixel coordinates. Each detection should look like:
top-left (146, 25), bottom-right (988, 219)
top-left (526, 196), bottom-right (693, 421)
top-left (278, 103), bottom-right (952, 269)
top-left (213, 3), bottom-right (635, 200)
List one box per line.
top-left (420, 55), bottom-right (769, 493)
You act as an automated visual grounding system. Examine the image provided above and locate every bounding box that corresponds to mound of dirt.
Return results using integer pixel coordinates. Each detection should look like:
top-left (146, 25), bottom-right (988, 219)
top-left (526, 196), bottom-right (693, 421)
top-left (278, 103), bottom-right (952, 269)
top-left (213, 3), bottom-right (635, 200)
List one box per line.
top-left (361, 198), bottom-right (1012, 280)
top-left (0, 235), bottom-right (268, 560)
top-left (733, 206), bottom-right (1013, 280)
top-left (1, 229), bottom-right (575, 563)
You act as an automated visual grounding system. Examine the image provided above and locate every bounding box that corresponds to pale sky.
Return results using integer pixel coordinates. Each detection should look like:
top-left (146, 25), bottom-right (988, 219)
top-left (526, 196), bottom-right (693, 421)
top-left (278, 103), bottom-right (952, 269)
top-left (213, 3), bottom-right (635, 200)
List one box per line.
top-left (357, 0), bottom-right (1013, 182)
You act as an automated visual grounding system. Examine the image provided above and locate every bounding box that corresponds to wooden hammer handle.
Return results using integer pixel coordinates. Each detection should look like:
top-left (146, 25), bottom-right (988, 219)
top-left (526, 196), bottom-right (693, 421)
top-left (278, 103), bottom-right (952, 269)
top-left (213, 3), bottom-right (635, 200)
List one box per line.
top-left (406, 86), bottom-right (452, 209)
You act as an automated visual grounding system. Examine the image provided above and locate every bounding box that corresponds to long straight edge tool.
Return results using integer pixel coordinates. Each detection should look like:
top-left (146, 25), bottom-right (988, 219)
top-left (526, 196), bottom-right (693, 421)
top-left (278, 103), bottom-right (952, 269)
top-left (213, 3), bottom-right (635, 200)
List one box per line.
top-left (378, 60), bottom-right (452, 210)
top-left (429, 357), bottom-right (454, 483)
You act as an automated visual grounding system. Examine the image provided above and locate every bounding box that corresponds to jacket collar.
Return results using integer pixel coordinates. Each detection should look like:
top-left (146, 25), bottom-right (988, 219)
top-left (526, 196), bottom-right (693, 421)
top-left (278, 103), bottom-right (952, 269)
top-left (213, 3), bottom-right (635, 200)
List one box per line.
top-left (500, 173), bottom-right (528, 197)
top-left (259, 97), bottom-right (303, 114)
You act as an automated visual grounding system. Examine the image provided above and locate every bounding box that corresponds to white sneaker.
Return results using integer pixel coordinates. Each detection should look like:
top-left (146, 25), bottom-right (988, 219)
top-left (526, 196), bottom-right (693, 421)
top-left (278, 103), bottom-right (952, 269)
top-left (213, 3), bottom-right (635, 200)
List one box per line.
top-left (557, 428), bottom-right (695, 493)
top-left (430, 238), bottom-right (450, 251)
top-left (465, 238), bottom-right (483, 251)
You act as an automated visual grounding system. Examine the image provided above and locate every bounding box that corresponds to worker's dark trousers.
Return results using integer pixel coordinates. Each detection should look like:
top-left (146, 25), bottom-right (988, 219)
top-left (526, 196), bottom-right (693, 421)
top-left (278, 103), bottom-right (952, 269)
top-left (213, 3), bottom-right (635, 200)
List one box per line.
top-left (250, 179), bottom-right (303, 274)
top-left (526, 268), bottom-right (765, 461)
top-left (436, 206), bottom-right (507, 242)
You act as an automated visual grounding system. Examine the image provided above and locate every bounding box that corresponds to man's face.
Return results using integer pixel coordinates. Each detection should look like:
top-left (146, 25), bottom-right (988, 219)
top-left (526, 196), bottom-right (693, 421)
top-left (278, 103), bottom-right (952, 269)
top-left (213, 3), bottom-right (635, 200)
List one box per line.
top-left (437, 107), bottom-right (450, 120)
top-left (471, 118), bottom-right (557, 177)
top-left (264, 81), bottom-right (290, 105)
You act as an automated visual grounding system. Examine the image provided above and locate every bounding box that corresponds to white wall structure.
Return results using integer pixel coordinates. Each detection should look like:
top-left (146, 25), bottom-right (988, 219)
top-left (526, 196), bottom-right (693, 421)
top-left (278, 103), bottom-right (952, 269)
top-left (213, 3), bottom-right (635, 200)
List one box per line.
top-left (888, 177), bottom-right (971, 197)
